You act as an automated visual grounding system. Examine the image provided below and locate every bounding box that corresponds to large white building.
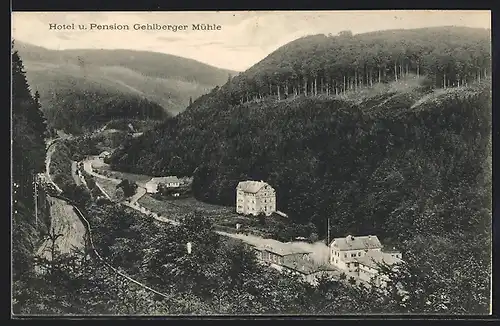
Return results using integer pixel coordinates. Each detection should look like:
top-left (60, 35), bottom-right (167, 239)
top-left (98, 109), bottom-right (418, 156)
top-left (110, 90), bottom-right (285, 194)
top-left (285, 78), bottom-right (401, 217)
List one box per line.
top-left (236, 180), bottom-right (276, 216)
top-left (329, 234), bottom-right (403, 287)
top-left (329, 234), bottom-right (383, 272)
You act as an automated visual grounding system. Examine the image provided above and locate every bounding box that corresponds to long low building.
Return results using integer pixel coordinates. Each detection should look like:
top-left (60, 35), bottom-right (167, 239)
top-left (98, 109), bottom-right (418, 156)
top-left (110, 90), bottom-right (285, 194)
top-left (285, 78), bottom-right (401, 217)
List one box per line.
top-left (247, 242), bottom-right (339, 285)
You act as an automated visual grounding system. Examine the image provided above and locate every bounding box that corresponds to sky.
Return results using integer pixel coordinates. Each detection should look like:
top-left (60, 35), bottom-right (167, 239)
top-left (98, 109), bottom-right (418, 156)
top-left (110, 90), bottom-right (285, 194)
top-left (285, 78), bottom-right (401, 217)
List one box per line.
top-left (11, 11), bottom-right (491, 72)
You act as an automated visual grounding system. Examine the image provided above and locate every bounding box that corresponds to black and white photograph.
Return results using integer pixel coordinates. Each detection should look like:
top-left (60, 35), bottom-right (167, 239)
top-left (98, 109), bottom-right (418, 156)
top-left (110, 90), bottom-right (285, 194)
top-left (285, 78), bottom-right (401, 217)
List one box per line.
top-left (11, 10), bottom-right (492, 316)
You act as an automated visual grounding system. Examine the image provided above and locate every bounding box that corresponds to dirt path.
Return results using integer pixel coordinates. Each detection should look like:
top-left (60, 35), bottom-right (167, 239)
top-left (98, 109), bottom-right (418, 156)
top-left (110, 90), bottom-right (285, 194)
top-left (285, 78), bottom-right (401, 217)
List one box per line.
top-left (129, 186), bottom-right (147, 204)
top-left (45, 142), bottom-right (63, 193)
top-left (83, 158), bottom-right (121, 182)
top-left (37, 197), bottom-right (87, 261)
top-left (71, 161), bottom-right (82, 186)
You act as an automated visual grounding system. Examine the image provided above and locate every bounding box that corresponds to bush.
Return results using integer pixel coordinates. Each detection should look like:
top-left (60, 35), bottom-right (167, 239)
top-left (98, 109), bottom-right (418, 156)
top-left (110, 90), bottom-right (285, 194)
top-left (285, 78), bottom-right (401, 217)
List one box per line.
top-left (117, 179), bottom-right (138, 198)
top-left (258, 213), bottom-right (266, 226)
top-left (64, 184), bottom-right (92, 207)
top-left (309, 232), bottom-right (319, 243)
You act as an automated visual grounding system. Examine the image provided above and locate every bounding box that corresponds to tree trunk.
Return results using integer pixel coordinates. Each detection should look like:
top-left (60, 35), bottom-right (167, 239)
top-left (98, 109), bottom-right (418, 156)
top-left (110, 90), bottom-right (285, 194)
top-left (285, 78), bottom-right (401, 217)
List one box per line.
top-left (343, 75), bottom-right (346, 92)
top-left (277, 84), bottom-right (281, 101)
top-left (354, 70), bottom-right (358, 91)
top-left (304, 77), bottom-right (308, 96)
top-left (321, 77), bottom-right (324, 95)
top-left (378, 68), bottom-right (381, 84)
top-left (314, 77), bottom-right (318, 96)
top-left (394, 62), bottom-right (398, 81)
top-left (443, 72), bottom-right (447, 88)
top-left (417, 64), bottom-right (420, 77)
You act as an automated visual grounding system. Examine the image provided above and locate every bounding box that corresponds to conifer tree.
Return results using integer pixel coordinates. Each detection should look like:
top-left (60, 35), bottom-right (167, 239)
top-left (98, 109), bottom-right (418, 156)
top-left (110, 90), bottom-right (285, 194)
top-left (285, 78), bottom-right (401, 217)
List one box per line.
top-left (12, 39), bottom-right (48, 281)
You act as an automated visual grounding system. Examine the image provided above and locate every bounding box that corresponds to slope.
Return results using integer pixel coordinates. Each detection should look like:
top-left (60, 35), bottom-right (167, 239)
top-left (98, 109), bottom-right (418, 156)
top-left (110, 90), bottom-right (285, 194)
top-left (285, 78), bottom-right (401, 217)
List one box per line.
top-left (14, 41), bottom-right (237, 133)
top-left (109, 26), bottom-right (491, 239)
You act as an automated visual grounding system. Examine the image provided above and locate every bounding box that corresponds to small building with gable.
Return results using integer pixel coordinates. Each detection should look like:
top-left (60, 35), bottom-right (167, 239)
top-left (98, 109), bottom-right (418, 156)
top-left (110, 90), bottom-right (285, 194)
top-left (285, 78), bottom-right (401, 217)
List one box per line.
top-left (355, 250), bottom-right (403, 287)
top-left (145, 176), bottom-right (181, 194)
top-left (98, 151), bottom-right (111, 159)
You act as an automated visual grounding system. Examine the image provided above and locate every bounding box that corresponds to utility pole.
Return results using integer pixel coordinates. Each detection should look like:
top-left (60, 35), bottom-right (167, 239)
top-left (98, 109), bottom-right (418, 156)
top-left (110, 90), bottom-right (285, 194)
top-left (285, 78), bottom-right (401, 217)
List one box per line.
top-left (34, 175), bottom-right (38, 226)
top-left (327, 218), bottom-right (330, 246)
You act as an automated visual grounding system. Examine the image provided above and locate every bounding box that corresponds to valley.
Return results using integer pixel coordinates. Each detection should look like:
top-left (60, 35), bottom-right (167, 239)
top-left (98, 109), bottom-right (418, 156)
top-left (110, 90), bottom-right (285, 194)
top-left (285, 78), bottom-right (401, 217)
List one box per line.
top-left (14, 41), bottom-right (236, 134)
top-left (12, 23), bottom-right (492, 315)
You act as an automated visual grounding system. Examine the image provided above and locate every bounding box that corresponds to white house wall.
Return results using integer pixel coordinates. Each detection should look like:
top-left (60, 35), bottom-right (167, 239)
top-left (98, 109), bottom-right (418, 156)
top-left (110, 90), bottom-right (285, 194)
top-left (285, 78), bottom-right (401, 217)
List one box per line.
top-left (235, 184), bottom-right (276, 216)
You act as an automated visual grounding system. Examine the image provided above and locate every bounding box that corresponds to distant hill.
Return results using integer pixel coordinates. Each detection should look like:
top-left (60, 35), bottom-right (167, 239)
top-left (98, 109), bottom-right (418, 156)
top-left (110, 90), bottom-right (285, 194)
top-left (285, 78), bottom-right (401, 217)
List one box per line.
top-left (14, 41), bottom-right (237, 133)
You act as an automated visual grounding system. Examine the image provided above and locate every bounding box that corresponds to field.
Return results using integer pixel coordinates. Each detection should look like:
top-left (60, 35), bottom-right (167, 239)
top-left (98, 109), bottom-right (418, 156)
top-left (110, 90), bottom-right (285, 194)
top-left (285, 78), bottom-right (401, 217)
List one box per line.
top-left (138, 195), bottom-right (238, 220)
top-left (94, 166), bottom-right (152, 185)
top-left (95, 178), bottom-right (121, 201)
top-left (137, 195), bottom-right (292, 239)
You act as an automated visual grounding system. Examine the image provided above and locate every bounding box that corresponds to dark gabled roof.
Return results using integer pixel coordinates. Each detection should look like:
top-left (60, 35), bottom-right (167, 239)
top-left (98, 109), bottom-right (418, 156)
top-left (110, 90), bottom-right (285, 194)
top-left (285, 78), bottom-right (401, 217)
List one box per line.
top-left (236, 180), bottom-right (273, 194)
top-left (355, 251), bottom-right (403, 269)
top-left (281, 259), bottom-right (319, 275)
top-left (254, 243), bottom-right (311, 256)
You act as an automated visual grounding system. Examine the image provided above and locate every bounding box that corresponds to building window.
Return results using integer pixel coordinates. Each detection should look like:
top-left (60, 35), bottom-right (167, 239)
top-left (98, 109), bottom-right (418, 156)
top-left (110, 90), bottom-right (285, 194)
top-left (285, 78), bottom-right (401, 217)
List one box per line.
top-left (344, 254), bottom-right (347, 258)
top-left (347, 263), bottom-right (350, 268)
top-left (351, 253), bottom-right (356, 258)
top-left (358, 252), bottom-right (361, 257)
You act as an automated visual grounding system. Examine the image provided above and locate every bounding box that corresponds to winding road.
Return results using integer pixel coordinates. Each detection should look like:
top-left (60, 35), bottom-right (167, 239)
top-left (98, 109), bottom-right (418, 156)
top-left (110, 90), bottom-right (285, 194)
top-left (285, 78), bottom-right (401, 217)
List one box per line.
top-left (42, 138), bottom-right (172, 298)
top-left (43, 137), bottom-right (336, 295)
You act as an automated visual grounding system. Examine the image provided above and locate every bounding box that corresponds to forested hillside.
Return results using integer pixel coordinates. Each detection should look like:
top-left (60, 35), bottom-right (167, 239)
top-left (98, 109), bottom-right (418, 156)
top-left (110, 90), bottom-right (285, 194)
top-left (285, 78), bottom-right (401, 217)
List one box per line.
top-left (111, 26), bottom-right (491, 234)
top-left (43, 89), bottom-right (169, 134)
top-left (12, 41), bottom-right (51, 289)
top-left (225, 26), bottom-right (490, 104)
top-left (14, 41), bottom-right (236, 134)
top-left (110, 27), bottom-right (492, 313)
